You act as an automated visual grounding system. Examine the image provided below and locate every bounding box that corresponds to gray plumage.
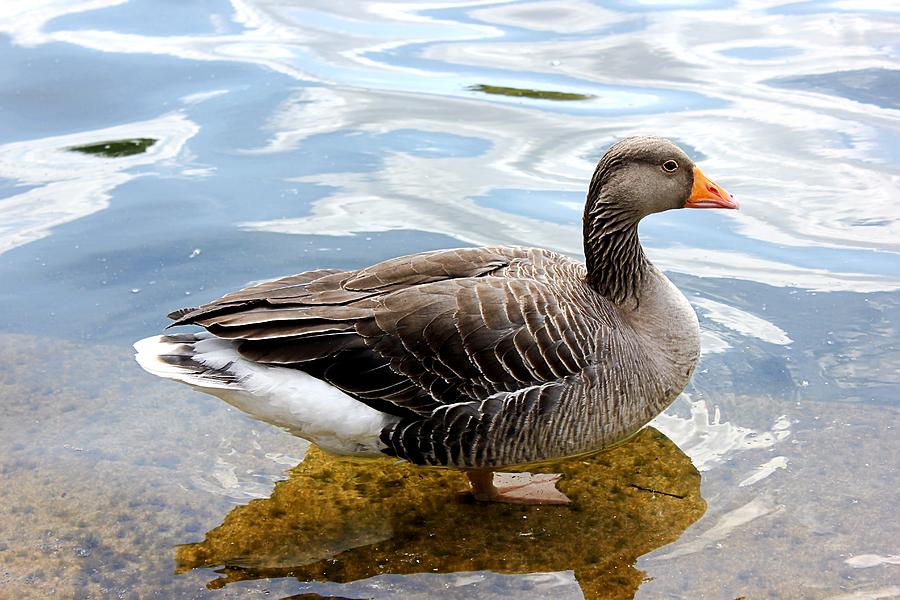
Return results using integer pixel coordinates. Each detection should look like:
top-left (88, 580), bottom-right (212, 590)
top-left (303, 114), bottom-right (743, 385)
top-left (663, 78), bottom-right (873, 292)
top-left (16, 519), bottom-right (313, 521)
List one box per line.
top-left (141, 136), bottom-right (735, 471)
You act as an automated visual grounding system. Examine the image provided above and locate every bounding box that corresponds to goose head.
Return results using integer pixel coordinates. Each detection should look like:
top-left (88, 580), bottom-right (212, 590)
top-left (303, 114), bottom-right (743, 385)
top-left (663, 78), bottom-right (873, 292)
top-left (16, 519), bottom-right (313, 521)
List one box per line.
top-left (583, 136), bottom-right (737, 304)
top-left (586, 135), bottom-right (737, 225)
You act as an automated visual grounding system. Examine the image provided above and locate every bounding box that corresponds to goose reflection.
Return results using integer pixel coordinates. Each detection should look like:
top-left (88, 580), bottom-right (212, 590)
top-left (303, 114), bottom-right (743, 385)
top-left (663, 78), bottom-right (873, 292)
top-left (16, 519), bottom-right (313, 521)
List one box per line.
top-left (176, 427), bottom-right (704, 599)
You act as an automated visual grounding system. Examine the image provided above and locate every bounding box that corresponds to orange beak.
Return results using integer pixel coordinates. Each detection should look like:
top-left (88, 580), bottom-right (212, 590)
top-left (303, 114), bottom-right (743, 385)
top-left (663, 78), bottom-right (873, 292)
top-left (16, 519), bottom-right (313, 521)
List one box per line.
top-left (685, 166), bottom-right (738, 209)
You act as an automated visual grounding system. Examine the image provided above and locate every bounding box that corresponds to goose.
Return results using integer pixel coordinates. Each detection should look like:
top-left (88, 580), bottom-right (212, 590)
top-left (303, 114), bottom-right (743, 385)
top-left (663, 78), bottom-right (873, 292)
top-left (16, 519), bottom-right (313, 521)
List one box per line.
top-left (134, 136), bottom-right (737, 505)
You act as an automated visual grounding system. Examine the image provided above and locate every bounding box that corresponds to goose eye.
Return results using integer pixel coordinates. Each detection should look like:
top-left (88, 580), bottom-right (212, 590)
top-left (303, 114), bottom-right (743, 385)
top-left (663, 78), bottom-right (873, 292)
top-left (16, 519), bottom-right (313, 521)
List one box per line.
top-left (662, 160), bottom-right (678, 173)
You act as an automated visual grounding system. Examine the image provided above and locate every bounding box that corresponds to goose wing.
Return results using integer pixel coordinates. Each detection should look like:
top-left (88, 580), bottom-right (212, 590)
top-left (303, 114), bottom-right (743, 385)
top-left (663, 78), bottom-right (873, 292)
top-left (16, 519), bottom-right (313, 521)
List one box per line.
top-left (169, 247), bottom-right (611, 420)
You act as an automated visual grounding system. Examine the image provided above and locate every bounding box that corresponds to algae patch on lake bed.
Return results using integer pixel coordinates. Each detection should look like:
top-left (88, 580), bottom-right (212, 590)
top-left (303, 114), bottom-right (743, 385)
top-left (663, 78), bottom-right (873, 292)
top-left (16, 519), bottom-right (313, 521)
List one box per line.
top-left (177, 427), bottom-right (705, 599)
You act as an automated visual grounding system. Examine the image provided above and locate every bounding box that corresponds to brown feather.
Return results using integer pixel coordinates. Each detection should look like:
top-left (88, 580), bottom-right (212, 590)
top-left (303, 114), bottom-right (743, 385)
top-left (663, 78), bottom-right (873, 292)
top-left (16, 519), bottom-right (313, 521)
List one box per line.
top-left (159, 135), bottom-right (708, 468)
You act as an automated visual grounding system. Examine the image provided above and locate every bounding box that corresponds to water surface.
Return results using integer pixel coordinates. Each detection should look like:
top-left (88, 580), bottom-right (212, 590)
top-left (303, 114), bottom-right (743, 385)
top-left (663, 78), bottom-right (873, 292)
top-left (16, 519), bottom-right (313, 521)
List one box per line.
top-left (0, 1), bottom-right (898, 598)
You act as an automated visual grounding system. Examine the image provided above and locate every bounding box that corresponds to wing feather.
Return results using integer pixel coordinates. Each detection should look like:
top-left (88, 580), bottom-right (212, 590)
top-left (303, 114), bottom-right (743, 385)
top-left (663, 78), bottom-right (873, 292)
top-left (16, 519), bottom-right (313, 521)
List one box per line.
top-left (166, 247), bottom-right (613, 431)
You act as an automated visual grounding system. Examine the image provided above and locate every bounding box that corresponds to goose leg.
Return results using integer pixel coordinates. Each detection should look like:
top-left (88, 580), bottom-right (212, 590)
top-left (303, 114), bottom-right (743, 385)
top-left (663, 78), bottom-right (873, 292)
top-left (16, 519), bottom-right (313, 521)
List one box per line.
top-left (465, 471), bottom-right (571, 505)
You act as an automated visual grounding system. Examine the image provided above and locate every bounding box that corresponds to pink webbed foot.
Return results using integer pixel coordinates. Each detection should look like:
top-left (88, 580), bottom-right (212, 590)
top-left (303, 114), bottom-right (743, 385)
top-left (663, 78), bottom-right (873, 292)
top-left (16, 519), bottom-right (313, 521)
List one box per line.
top-left (465, 471), bottom-right (571, 505)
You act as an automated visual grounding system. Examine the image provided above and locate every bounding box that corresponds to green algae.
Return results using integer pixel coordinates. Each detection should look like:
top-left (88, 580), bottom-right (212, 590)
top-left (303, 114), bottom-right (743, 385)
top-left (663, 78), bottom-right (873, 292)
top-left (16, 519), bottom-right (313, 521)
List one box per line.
top-left (176, 427), bottom-right (706, 599)
top-left (67, 138), bottom-right (157, 157)
top-left (468, 84), bottom-right (594, 101)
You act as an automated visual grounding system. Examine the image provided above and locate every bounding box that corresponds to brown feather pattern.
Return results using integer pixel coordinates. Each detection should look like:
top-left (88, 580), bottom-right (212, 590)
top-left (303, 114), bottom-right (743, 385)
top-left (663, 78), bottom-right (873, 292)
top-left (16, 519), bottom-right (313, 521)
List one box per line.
top-left (163, 137), bottom-right (707, 468)
top-left (167, 245), bottom-right (683, 467)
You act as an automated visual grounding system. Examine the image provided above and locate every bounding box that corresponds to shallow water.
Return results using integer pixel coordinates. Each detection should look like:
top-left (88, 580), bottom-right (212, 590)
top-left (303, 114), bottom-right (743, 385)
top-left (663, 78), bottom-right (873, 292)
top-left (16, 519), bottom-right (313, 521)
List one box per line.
top-left (0, 1), bottom-right (898, 598)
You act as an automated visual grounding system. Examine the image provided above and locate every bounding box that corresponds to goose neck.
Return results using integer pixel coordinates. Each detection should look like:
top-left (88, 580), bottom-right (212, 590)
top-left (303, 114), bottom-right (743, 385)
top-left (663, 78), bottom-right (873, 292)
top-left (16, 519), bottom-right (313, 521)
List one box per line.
top-left (583, 205), bottom-right (649, 306)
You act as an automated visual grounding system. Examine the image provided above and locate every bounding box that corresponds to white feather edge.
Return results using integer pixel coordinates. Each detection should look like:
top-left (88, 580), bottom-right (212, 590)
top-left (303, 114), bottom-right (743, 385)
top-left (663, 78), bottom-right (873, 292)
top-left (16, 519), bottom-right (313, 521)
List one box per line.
top-left (133, 333), bottom-right (394, 456)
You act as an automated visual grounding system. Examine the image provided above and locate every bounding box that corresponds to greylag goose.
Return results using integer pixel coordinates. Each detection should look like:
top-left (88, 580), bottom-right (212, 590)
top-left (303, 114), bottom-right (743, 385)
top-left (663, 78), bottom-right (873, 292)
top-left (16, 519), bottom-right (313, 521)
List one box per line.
top-left (134, 136), bottom-right (737, 505)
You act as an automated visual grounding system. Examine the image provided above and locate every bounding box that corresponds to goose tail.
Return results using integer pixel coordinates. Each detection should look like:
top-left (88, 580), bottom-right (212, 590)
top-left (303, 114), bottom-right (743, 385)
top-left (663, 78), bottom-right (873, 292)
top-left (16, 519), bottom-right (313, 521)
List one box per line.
top-left (133, 332), bottom-right (238, 390)
top-left (132, 332), bottom-right (392, 456)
